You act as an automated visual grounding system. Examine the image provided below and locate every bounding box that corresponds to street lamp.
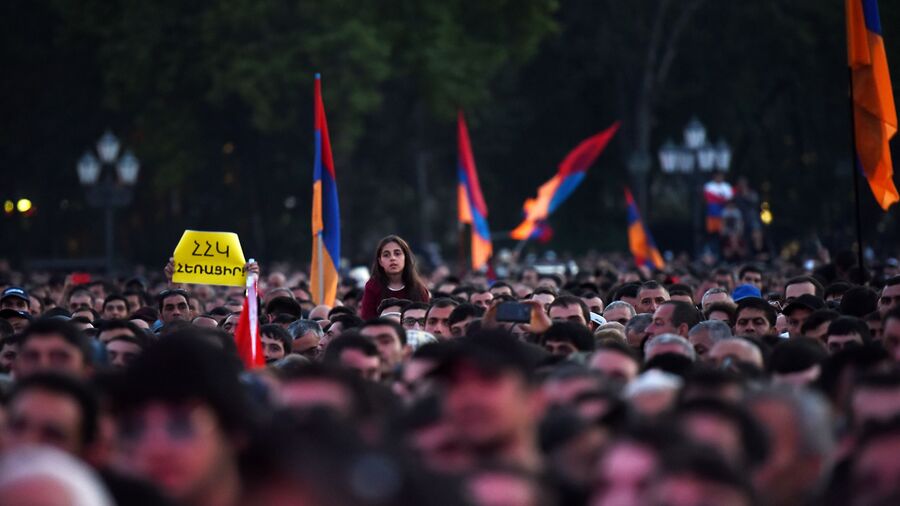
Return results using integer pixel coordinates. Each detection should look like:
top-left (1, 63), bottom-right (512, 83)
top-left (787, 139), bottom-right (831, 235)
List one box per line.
top-left (76, 130), bottom-right (140, 274)
top-left (657, 118), bottom-right (731, 255)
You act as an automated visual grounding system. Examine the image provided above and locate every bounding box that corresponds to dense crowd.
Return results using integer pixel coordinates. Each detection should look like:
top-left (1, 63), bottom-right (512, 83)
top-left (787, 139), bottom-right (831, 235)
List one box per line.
top-left (1, 235), bottom-right (900, 506)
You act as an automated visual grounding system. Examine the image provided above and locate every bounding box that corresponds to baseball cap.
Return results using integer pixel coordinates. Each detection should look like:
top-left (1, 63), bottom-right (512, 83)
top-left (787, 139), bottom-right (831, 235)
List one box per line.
top-left (782, 294), bottom-right (826, 316)
top-left (590, 312), bottom-right (607, 326)
top-left (1, 287), bottom-right (29, 303)
top-left (0, 308), bottom-right (33, 322)
top-left (731, 284), bottom-right (761, 302)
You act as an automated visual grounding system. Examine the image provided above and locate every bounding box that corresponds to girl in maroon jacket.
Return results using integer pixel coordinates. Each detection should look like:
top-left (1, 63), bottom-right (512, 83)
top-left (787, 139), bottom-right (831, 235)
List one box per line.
top-left (359, 235), bottom-right (430, 320)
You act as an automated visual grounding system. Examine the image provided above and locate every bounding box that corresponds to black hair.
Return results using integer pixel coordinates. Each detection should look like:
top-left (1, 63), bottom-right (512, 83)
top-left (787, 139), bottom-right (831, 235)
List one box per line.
top-left (613, 283), bottom-right (641, 300)
top-left (208, 306), bottom-right (232, 317)
top-left (769, 337), bottom-right (828, 374)
top-left (102, 294), bottom-right (130, 312)
top-left (156, 288), bottom-right (190, 312)
top-left (541, 321), bottom-right (595, 352)
top-left (548, 295), bottom-right (591, 323)
top-left (532, 286), bottom-right (559, 298)
top-left (785, 275), bottom-right (825, 297)
top-left (593, 339), bottom-right (640, 363)
top-left (884, 275), bottom-right (900, 287)
top-left (661, 300), bottom-right (703, 330)
top-left (261, 324), bottom-right (293, 355)
top-left (675, 398), bottom-right (770, 469)
top-left (8, 372), bottom-right (100, 447)
top-left (800, 309), bottom-right (841, 335)
top-left (113, 332), bottom-right (256, 436)
top-left (362, 317), bottom-right (408, 346)
top-left (325, 306), bottom-right (352, 320)
top-left (265, 296), bottom-right (303, 319)
top-left (640, 280), bottom-right (666, 292)
top-left (826, 316), bottom-right (871, 343)
top-left (401, 301), bottom-right (430, 319)
top-left (426, 298), bottom-right (459, 319)
top-left (736, 297), bottom-right (778, 327)
top-left (657, 445), bottom-right (758, 504)
top-left (328, 313), bottom-right (364, 332)
top-left (447, 303), bottom-right (483, 327)
top-left (643, 353), bottom-right (694, 378)
top-left (840, 286), bottom-right (879, 318)
top-left (323, 333), bottom-right (380, 364)
top-left (704, 302), bottom-right (737, 326)
top-left (738, 264), bottom-right (763, 279)
top-left (20, 318), bottom-right (92, 366)
top-left (815, 345), bottom-right (889, 404)
top-left (97, 319), bottom-right (147, 339)
top-left (824, 282), bottom-right (853, 300)
top-left (667, 283), bottom-right (694, 299)
top-left (376, 298), bottom-right (412, 315)
top-left (489, 281), bottom-right (513, 292)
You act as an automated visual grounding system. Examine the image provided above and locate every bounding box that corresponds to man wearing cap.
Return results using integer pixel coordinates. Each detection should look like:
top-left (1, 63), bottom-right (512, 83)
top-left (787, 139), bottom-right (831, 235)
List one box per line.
top-left (1, 287), bottom-right (31, 314)
top-left (783, 294), bottom-right (826, 339)
top-left (435, 331), bottom-right (545, 473)
top-left (0, 309), bottom-right (33, 333)
top-left (731, 284), bottom-right (761, 303)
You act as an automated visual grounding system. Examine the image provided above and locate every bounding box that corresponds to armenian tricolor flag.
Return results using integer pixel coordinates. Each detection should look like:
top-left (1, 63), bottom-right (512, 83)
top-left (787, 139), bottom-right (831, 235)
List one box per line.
top-left (457, 111), bottom-right (493, 270)
top-left (511, 122), bottom-right (620, 240)
top-left (625, 187), bottom-right (665, 270)
top-left (704, 180), bottom-right (733, 234)
top-left (310, 74), bottom-right (340, 305)
top-left (847, 0), bottom-right (899, 209)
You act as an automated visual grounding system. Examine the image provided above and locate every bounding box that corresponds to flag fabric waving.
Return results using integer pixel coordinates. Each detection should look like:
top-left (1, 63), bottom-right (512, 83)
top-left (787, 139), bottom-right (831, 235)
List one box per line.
top-left (234, 273), bottom-right (265, 369)
top-left (847, 0), bottom-right (899, 210)
top-left (457, 111), bottom-right (493, 270)
top-left (511, 122), bottom-right (620, 240)
top-left (310, 74), bottom-right (340, 305)
top-left (625, 188), bottom-right (665, 270)
top-left (704, 180), bottom-right (734, 233)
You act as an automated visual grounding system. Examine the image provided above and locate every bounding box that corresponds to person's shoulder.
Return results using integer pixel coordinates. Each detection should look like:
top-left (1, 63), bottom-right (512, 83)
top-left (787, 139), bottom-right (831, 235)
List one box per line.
top-left (363, 277), bottom-right (381, 293)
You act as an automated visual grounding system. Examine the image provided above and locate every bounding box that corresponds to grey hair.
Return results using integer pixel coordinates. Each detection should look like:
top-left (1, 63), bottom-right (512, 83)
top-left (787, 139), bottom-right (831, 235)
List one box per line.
top-left (287, 319), bottom-right (324, 340)
top-left (625, 313), bottom-right (653, 333)
top-left (747, 386), bottom-right (835, 459)
top-left (604, 300), bottom-right (636, 318)
top-left (701, 287), bottom-right (732, 306)
top-left (689, 320), bottom-right (733, 342)
top-left (0, 446), bottom-right (113, 506)
top-left (644, 333), bottom-right (697, 361)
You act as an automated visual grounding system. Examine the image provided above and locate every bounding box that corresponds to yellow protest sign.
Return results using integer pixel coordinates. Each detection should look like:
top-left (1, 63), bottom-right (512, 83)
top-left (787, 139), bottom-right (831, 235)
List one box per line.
top-left (172, 230), bottom-right (246, 286)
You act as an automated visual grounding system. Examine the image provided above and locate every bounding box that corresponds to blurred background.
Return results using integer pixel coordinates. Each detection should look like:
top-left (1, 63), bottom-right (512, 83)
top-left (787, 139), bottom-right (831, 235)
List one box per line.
top-left (2, 0), bottom-right (900, 271)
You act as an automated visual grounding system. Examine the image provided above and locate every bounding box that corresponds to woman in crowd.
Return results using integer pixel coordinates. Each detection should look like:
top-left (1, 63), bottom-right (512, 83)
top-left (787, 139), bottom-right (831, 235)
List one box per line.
top-left (359, 235), bottom-right (430, 320)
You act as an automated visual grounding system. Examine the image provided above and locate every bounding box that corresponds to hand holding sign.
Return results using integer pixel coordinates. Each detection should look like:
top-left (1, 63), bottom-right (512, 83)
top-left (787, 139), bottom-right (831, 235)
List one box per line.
top-left (172, 230), bottom-right (247, 286)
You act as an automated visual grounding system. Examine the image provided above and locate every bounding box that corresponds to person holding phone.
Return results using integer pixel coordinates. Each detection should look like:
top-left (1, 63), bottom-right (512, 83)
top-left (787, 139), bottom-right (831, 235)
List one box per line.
top-left (359, 235), bottom-right (430, 320)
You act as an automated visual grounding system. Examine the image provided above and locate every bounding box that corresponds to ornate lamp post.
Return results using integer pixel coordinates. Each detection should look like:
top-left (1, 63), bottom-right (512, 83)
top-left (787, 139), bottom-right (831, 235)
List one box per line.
top-left (76, 130), bottom-right (140, 274)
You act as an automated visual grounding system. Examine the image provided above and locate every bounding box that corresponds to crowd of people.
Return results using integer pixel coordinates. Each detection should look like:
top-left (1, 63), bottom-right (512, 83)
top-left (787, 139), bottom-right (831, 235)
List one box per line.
top-left (1, 235), bottom-right (900, 506)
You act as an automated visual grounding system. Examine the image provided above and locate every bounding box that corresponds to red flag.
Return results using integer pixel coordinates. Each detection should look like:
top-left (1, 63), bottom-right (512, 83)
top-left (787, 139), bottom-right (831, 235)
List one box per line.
top-left (234, 275), bottom-right (265, 369)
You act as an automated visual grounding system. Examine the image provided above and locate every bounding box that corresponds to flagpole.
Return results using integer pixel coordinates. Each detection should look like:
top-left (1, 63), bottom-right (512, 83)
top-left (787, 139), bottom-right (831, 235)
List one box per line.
top-left (458, 224), bottom-right (467, 277)
top-left (848, 65), bottom-right (866, 273)
top-left (316, 233), bottom-right (324, 303)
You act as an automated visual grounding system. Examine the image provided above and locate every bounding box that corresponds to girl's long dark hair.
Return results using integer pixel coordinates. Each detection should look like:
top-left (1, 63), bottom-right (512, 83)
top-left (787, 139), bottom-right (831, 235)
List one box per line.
top-left (370, 235), bottom-right (429, 302)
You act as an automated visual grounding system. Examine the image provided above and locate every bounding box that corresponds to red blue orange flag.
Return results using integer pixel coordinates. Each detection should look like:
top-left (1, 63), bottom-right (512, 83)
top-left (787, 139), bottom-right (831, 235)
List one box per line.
top-left (511, 122), bottom-right (620, 240)
top-left (847, 0), bottom-right (899, 209)
top-left (457, 111), bottom-right (493, 270)
top-left (704, 180), bottom-right (733, 234)
top-left (310, 74), bottom-right (340, 305)
top-left (625, 187), bottom-right (665, 270)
